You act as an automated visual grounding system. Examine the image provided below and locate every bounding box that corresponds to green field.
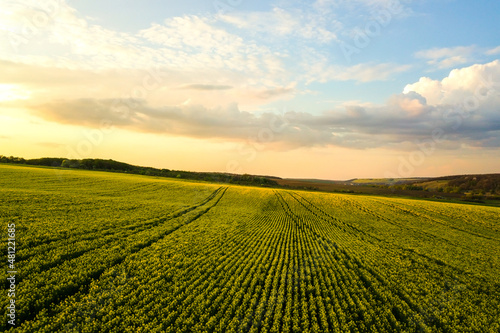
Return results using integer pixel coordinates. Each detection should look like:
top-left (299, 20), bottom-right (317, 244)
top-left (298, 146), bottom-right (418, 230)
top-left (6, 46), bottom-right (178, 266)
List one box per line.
top-left (2, 164), bottom-right (500, 332)
top-left (349, 178), bottom-right (424, 185)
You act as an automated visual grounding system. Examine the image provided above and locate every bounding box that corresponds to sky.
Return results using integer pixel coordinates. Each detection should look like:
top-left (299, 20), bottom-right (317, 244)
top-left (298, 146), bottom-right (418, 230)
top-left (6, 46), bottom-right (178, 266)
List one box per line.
top-left (0, 0), bottom-right (499, 179)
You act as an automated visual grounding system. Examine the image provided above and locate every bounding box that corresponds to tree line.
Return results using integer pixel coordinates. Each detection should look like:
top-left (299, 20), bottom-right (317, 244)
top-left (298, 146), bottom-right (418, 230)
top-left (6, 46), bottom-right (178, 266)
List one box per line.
top-left (0, 155), bottom-right (278, 187)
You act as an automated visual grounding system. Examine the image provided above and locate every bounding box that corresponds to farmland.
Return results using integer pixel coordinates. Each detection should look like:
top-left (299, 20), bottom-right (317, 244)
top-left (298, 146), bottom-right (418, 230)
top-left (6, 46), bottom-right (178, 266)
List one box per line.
top-left (1, 164), bottom-right (500, 332)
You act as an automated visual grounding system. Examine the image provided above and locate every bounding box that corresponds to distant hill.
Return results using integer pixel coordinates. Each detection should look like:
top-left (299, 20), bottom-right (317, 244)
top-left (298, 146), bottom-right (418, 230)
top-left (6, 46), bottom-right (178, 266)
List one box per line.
top-left (412, 174), bottom-right (500, 195)
top-left (286, 178), bottom-right (347, 184)
top-left (283, 174), bottom-right (499, 195)
top-left (0, 155), bottom-right (279, 187)
top-left (277, 174), bottom-right (500, 204)
top-left (286, 177), bottom-right (427, 185)
top-left (348, 178), bottom-right (428, 185)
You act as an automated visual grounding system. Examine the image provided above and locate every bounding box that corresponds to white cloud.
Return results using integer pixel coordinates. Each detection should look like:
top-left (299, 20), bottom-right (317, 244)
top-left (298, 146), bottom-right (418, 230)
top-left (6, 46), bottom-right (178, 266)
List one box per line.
top-left (402, 77), bottom-right (442, 105)
top-left (486, 46), bottom-right (500, 55)
top-left (0, 59), bottom-right (295, 111)
top-left (0, 2), bottom-right (294, 92)
top-left (415, 45), bottom-right (500, 72)
top-left (334, 63), bottom-right (412, 82)
top-left (301, 57), bottom-right (411, 84)
top-left (137, 15), bottom-right (287, 81)
top-left (0, 0), bottom-right (145, 70)
top-left (140, 16), bottom-right (239, 53)
top-left (415, 46), bottom-right (476, 60)
top-left (0, 0), bottom-right (413, 95)
top-left (218, 8), bottom-right (338, 44)
top-left (404, 60), bottom-right (500, 106)
top-left (415, 46), bottom-right (477, 69)
top-left (314, 0), bottom-right (407, 12)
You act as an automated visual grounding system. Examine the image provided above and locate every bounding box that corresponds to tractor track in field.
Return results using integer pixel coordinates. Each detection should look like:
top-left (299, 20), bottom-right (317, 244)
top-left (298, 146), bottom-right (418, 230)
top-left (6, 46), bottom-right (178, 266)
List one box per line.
top-left (289, 192), bottom-right (477, 278)
top-left (18, 187), bottom-right (228, 326)
top-left (21, 186), bottom-right (224, 250)
top-left (304, 192), bottom-right (500, 316)
top-left (17, 187), bottom-right (225, 271)
top-left (276, 190), bottom-right (460, 327)
top-left (285, 191), bottom-right (372, 241)
top-left (275, 191), bottom-right (410, 328)
top-left (332, 195), bottom-right (469, 249)
top-left (370, 198), bottom-right (500, 242)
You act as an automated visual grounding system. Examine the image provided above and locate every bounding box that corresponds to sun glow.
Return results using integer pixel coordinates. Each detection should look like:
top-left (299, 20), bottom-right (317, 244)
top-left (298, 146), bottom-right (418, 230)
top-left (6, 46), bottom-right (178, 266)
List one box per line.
top-left (0, 84), bottom-right (30, 101)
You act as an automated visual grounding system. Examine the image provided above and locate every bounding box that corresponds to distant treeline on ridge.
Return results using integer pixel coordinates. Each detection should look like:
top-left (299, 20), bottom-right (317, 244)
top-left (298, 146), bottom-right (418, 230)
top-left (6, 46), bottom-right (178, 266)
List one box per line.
top-left (0, 155), bottom-right (279, 187)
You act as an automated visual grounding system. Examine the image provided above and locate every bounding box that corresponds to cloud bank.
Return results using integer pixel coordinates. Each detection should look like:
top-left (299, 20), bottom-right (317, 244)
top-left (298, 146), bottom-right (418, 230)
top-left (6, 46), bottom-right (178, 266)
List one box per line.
top-left (20, 61), bottom-right (499, 151)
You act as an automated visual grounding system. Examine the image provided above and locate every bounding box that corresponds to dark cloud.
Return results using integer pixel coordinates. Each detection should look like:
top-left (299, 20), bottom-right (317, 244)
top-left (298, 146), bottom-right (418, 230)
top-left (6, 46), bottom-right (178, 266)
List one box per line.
top-left (254, 87), bottom-right (295, 99)
top-left (31, 98), bottom-right (134, 128)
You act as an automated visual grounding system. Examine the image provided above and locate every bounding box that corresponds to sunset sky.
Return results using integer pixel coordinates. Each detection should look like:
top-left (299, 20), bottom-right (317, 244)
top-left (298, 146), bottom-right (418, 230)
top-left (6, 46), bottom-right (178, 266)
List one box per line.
top-left (1, 0), bottom-right (500, 179)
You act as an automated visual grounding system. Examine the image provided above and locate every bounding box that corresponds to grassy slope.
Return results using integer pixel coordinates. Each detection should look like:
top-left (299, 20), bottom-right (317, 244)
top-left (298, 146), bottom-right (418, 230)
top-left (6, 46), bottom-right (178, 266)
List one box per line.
top-left (349, 178), bottom-right (425, 184)
top-left (1, 164), bottom-right (500, 332)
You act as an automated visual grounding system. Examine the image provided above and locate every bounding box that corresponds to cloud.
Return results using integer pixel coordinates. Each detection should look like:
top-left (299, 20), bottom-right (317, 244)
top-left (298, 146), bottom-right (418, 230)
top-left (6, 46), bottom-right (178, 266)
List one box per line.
top-left (0, 60), bottom-right (295, 109)
top-left (0, 2), bottom-right (288, 88)
top-left (302, 59), bottom-right (411, 83)
top-left (333, 63), bottom-right (412, 82)
top-left (401, 60), bottom-right (500, 145)
top-left (313, 0), bottom-right (409, 16)
top-left (24, 61), bottom-right (500, 151)
top-left (0, 0), bottom-right (142, 70)
top-left (0, 0), bottom-right (414, 91)
top-left (486, 46), bottom-right (500, 55)
top-left (415, 46), bottom-right (475, 60)
top-left (177, 84), bottom-right (233, 91)
top-left (403, 60), bottom-right (500, 106)
top-left (30, 99), bottom-right (272, 140)
top-left (215, 3), bottom-right (414, 84)
top-left (253, 86), bottom-right (296, 100)
top-left (137, 15), bottom-right (287, 82)
top-left (414, 45), bottom-right (500, 70)
top-left (218, 7), bottom-right (338, 44)
top-left (415, 46), bottom-right (476, 69)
